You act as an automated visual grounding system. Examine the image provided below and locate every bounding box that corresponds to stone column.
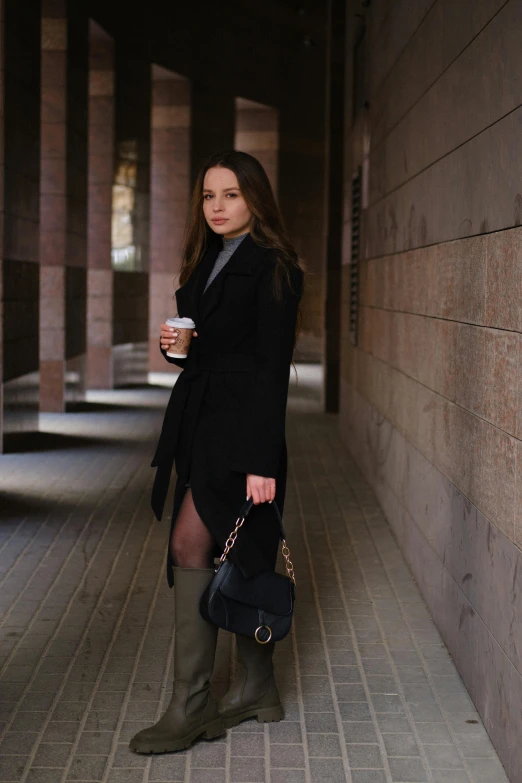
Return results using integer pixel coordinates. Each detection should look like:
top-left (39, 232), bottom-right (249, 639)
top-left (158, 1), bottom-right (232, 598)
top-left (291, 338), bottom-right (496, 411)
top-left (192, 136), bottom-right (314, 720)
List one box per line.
top-left (0, 0), bottom-right (41, 449)
top-left (149, 68), bottom-right (191, 374)
top-left (86, 22), bottom-right (114, 389)
top-left (235, 98), bottom-right (278, 196)
top-left (40, 0), bottom-right (88, 412)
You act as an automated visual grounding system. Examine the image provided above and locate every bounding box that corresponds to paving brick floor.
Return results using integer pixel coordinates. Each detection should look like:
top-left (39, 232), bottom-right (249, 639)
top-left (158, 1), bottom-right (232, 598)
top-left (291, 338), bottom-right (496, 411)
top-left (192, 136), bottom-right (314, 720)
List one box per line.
top-left (0, 368), bottom-right (509, 783)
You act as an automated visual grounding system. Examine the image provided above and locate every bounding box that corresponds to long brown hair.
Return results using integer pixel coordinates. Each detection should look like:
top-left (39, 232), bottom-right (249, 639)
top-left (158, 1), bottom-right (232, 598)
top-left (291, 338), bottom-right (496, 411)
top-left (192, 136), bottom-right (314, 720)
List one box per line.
top-left (179, 150), bottom-right (304, 354)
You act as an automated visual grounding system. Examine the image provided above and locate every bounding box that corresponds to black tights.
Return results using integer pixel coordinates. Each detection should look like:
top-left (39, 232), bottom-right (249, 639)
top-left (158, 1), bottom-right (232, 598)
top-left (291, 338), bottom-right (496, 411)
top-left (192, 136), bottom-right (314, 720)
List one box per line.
top-left (170, 487), bottom-right (215, 569)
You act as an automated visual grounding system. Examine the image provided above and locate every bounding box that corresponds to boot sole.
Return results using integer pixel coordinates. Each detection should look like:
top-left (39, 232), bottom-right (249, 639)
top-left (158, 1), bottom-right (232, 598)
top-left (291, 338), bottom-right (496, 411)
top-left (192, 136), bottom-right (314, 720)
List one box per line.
top-left (223, 704), bottom-right (284, 729)
top-left (129, 718), bottom-right (225, 754)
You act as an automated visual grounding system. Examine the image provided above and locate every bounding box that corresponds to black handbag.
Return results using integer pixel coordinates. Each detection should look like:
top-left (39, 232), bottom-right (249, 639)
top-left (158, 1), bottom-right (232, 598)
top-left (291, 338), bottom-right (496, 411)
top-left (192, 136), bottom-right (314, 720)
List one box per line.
top-left (200, 497), bottom-right (296, 644)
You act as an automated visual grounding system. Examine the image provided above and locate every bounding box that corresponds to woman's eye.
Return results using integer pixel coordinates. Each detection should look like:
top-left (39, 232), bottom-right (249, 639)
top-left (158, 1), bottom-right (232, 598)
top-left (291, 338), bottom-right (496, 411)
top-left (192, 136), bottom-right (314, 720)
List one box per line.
top-left (226, 193), bottom-right (238, 198)
top-left (203, 194), bottom-right (213, 200)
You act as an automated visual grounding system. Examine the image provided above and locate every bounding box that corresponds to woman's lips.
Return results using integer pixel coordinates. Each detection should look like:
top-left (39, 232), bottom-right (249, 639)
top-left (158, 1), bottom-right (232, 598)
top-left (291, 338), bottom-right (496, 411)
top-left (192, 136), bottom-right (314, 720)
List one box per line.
top-left (211, 218), bottom-right (228, 224)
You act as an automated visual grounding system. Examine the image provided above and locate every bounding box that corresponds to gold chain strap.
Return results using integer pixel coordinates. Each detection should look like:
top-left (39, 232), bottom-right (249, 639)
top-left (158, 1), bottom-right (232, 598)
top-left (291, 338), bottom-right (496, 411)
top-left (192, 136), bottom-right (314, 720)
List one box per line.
top-left (220, 512), bottom-right (296, 585)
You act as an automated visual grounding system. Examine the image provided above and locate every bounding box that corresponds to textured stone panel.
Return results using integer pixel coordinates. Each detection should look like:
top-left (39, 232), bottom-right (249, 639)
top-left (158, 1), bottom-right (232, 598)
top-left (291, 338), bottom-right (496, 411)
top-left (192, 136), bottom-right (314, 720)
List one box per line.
top-left (353, 351), bottom-right (518, 541)
top-left (368, 0), bottom-right (434, 95)
top-left (371, 0), bottom-right (506, 146)
top-left (370, 1), bottom-right (522, 199)
top-left (340, 382), bottom-right (520, 781)
top-left (485, 227), bottom-right (522, 333)
top-left (367, 108), bottom-right (522, 257)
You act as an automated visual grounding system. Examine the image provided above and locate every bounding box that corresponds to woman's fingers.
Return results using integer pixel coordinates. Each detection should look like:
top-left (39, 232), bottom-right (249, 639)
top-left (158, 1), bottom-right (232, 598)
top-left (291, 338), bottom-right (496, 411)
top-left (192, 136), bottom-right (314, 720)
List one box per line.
top-left (159, 325), bottom-right (198, 349)
top-left (247, 476), bottom-right (276, 505)
top-left (160, 324), bottom-right (180, 350)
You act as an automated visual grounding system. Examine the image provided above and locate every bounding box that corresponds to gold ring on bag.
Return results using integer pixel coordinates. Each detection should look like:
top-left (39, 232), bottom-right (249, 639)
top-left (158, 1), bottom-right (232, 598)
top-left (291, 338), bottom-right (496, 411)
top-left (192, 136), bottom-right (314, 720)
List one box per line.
top-left (255, 625), bottom-right (273, 644)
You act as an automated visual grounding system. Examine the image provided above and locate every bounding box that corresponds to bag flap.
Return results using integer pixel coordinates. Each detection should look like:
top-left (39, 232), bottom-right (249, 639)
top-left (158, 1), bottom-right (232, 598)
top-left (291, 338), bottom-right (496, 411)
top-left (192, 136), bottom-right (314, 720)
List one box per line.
top-left (220, 565), bottom-right (294, 616)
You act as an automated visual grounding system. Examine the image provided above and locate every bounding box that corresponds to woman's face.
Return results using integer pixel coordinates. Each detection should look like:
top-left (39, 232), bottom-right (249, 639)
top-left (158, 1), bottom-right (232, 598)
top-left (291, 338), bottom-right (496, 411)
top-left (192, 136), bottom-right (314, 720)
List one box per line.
top-left (202, 166), bottom-right (253, 239)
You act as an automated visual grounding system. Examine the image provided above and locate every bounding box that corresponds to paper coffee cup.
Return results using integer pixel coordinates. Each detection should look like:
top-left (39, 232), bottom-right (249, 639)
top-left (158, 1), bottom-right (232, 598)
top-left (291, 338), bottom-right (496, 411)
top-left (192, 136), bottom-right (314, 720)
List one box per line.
top-left (165, 317), bottom-right (196, 358)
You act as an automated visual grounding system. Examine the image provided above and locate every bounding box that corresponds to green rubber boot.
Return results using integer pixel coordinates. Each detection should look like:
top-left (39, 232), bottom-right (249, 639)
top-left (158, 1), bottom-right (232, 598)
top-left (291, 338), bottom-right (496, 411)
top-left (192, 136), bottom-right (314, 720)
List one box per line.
top-left (218, 634), bottom-right (284, 728)
top-left (129, 567), bottom-right (225, 753)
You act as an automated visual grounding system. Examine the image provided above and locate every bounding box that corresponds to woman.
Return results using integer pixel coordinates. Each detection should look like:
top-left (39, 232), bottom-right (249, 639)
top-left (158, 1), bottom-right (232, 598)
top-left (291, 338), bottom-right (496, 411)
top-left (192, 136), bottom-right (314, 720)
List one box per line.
top-left (130, 150), bottom-right (304, 754)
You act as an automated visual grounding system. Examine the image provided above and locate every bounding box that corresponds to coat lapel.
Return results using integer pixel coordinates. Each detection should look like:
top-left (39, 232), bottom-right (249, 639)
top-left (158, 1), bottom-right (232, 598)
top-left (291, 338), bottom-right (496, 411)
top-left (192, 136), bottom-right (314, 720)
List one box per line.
top-left (198, 233), bottom-right (268, 324)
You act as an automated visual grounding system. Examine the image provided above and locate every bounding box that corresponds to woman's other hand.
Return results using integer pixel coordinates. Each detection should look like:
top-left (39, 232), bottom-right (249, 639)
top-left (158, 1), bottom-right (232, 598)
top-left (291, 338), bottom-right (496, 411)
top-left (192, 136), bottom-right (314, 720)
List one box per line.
top-left (160, 323), bottom-right (198, 351)
top-left (247, 475), bottom-right (276, 505)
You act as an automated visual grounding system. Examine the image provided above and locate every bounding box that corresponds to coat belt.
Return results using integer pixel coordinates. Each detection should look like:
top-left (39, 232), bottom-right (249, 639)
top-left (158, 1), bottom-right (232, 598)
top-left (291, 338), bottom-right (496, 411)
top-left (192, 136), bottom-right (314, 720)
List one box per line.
top-left (151, 346), bottom-right (258, 521)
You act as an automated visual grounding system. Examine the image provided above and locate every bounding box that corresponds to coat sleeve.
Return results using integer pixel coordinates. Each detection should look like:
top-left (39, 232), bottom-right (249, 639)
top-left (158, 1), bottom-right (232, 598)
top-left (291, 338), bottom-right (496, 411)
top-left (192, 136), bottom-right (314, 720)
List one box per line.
top-left (159, 340), bottom-right (187, 369)
top-left (158, 287), bottom-right (190, 368)
top-left (229, 260), bottom-right (304, 478)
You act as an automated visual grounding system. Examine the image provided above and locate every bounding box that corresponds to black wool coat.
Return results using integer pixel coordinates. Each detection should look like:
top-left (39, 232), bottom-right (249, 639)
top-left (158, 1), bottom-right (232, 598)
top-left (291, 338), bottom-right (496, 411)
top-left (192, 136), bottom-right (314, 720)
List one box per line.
top-left (151, 232), bottom-right (304, 587)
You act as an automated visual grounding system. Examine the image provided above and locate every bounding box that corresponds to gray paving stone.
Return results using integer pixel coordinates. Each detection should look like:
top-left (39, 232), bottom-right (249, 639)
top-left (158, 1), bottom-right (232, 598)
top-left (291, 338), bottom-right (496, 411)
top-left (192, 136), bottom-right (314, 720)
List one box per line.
top-left (408, 702), bottom-right (444, 722)
top-left (304, 712), bottom-right (338, 733)
top-left (366, 675), bottom-right (397, 693)
top-left (32, 742), bottom-right (73, 767)
top-left (395, 665), bottom-right (429, 683)
top-left (457, 735), bottom-right (497, 758)
top-left (309, 758), bottom-right (346, 782)
top-left (342, 721), bottom-right (378, 744)
top-left (84, 711), bottom-right (122, 732)
top-left (424, 743), bottom-right (464, 769)
top-left (148, 754), bottom-right (186, 781)
top-left (190, 769), bottom-right (226, 783)
top-left (371, 694), bottom-right (404, 713)
top-left (362, 659), bottom-right (393, 676)
top-left (270, 772), bottom-right (306, 783)
top-left (191, 740), bottom-right (227, 767)
top-left (338, 702), bottom-right (372, 721)
top-left (42, 722), bottom-right (79, 743)
top-left (52, 702), bottom-right (88, 722)
top-left (327, 650), bottom-right (355, 666)
top-left (300, 675), bottom-right (331, 695)
top-left (66, 754), bottom-right (108, 780)
top-left (351, 771), bottom-right (387, 783)
top-left (270, 743), bottom-right (305, 767)
top-left (325, 637), bottom-right (354, 651)
top-left (230, 732), bottom-right (264, 756)
top-left (388, 756), bottom-right (428, 782)
top-left (0, 732), bottom-right (38, 755)
top-left (334, 683), bottom-right (366, 701)
top-left (431, 772), bottom-right (470, 783)
top-left (114, 747), bottom-right (149, 769)
top-left (466, 757), bottom-right (510, 782)
top-left (105, 771), bottom-right (145, 783)
top-left (230, 756), bottom-right (265, 782)
top-left (382, 732), bottom-right (420, 756)
top-left (27, 771), bottom-right (63, 783)
top-left (0, 756), bottom-right (25, 782)
top-left (268, 722), bottom-right (302, 744)
top-left (77, 731), bottom-right (115, 755)
top-left (298, 689), bottom-right (333, 711)
top-left (402, 683), bottom-right (436, 702)
top-left (415, 721), bottom-right (453, 744)
top-left (306, 732), bottom-right (342, 757)
top-left (9, 712), bottom-right (48, 732)
top-left (346, 743), bottom-right (383, 768)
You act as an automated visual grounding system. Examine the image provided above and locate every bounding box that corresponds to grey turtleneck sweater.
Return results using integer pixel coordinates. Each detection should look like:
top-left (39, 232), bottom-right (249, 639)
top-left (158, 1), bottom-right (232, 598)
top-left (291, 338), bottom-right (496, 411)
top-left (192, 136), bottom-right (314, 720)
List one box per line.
top-left (203, 231), bottom-right (249, 294)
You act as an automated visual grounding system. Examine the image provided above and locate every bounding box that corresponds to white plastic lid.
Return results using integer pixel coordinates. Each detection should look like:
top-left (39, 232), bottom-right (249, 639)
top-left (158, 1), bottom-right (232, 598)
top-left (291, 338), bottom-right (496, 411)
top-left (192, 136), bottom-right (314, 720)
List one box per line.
top-left (166, 316), bottom-right (196, 328)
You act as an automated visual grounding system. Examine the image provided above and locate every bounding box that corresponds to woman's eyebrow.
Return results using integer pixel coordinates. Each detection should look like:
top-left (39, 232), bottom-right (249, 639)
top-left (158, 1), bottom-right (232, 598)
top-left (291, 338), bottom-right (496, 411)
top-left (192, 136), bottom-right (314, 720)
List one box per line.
top-left (202, 187), bottom-right (239, 193)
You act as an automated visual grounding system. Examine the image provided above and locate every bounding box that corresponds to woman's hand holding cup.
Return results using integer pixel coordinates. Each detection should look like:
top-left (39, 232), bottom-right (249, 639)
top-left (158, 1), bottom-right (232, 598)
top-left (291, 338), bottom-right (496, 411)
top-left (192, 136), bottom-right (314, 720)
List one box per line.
top-left (161, 317), bottom-right (197, 358)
